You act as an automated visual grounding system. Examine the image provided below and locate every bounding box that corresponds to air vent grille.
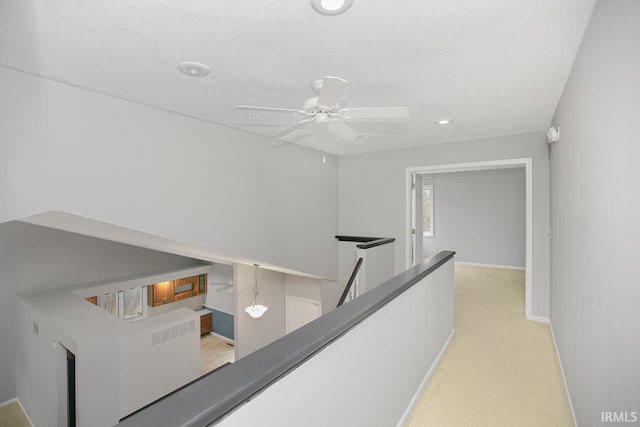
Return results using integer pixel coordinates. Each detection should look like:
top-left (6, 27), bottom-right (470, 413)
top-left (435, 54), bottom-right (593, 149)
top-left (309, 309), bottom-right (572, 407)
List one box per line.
top-left (151, 320), bottom-right (196, 346)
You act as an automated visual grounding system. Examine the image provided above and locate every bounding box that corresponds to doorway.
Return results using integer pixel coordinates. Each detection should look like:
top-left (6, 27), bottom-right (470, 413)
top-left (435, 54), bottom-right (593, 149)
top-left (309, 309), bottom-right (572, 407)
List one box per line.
top-left (406, 158), bottom-right (533, 320)
top-left (56, 343), bottom-right (76, 427)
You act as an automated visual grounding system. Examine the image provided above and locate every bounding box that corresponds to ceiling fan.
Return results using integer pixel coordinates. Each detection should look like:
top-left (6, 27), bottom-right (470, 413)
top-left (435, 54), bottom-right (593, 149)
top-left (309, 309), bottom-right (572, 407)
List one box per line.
top-left (234, 76), bottom-right (410, 143)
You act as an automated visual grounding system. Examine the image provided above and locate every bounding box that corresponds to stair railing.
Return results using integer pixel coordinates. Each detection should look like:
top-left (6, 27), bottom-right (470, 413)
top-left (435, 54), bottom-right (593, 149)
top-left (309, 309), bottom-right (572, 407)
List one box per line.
top-left (337, 257), bottom-right (363, 308)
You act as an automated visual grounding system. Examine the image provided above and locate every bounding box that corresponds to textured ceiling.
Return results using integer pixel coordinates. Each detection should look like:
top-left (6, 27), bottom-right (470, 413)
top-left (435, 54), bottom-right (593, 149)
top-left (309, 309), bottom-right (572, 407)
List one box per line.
top-left (0, 0), bottom-right (596, 154)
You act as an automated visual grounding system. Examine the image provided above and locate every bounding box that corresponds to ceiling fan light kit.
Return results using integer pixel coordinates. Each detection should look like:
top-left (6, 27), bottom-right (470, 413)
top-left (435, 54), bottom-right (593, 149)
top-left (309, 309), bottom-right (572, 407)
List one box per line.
top-left (311, 0), bottom-right (353, 15)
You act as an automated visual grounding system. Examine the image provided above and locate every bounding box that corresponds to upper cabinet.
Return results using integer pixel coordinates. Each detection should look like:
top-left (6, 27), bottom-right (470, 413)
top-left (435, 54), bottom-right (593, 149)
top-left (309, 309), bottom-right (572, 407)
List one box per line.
top-left (148, 274), bottom-right (208, 307)
top-left (173, 275), bottom-right (198, 301)
top-left (148, 281), bottom-right (174, 306)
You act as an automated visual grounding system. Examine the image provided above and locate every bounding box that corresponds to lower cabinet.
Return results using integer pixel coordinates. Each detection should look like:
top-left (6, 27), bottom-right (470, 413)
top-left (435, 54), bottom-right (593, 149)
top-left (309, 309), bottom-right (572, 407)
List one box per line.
top-left (200, 312), bottom-right (212, 336)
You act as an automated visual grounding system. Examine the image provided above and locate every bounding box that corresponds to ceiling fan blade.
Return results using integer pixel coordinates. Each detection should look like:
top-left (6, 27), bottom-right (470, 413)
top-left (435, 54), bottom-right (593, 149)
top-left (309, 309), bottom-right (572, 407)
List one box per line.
top-left (327, 120), bottom-right (360, 142)
top-left (272, 118), bottom-right (315, 138)
top-left (235, 105), bottom-right (309, 115)
top-left (317, 76), bottom-right (349, 110)
top-left (339, 107), bottom-right (410, 121)
top-left (348, 121), bottom-right (410, 135)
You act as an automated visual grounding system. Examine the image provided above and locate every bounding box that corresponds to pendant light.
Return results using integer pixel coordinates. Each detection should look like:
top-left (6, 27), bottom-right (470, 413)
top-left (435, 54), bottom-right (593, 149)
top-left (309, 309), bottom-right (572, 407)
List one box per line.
top-left (245, 264), bottom-right (268, 318)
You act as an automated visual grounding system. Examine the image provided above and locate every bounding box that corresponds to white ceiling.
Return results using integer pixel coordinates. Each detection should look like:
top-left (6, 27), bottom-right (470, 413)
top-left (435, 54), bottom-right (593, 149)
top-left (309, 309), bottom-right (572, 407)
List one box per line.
top-left (0, 0), bottom-right (595, 155)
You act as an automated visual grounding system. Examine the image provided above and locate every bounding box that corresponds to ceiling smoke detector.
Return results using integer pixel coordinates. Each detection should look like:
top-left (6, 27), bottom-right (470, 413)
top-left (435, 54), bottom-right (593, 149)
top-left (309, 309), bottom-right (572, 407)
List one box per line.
top-left (178, 61), bottom-right (210, 77)
top-left (311, 0), bottom-right (354, 15)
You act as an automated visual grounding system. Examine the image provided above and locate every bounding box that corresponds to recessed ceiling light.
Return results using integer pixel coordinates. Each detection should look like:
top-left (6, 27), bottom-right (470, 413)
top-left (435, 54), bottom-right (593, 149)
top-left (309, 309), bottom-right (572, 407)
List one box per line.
top-left (178, 61), bottom-right (210, 77)
top-left (311, 0), bottom-right (354, 15)
top-left (435, 118), bottom-right (453, 125)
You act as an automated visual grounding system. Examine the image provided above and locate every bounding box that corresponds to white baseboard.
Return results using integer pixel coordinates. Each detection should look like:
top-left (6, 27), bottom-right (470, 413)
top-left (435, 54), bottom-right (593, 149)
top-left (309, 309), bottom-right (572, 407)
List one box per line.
top-left (455, 261), bottom-right (525, 271)
top-left (527, 314), bottom-right (550, 324)
top-left (0, 398), bottom-right (15, 409)
top-left (395, 329), bottom-right (456, 427)
top-left (550, 323), bottom-right (578, 427)
top-left (0, 398), bottom-right (34, 426)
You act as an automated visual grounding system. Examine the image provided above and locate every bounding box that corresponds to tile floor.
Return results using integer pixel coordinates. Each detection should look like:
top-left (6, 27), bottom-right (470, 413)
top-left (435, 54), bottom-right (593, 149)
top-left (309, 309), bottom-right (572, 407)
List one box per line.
top-left (200, 333), bottom-right (235, 375)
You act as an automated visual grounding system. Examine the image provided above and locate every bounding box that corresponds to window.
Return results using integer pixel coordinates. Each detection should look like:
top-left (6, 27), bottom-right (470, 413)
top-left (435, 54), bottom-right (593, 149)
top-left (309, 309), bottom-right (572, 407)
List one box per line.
top-left (97, 287), bottom-right (145, 321)
top-left (423, 183), bottom-right (434, 237)
top-left (97, 292), bottom-right (119, 317)
top-left (121, 287), bottom-right (143, 320)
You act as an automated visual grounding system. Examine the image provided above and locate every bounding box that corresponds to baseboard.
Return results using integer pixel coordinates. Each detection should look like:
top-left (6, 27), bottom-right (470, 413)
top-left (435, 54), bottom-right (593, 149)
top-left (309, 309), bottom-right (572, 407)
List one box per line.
top-left (0, 398), bottom-right (16, 409)
top-left (455, 261), bottom-right (525, 271)
top-left (0, 398), bottom-right (35, 427)
top-left (395, 329), bottom-right (455, 427)
top-left (210, 332), bottom-right (234, 344)
top-left (550, 323), bottom-right (578, 427)
top-left (527, 314), bottom-right (550, 324)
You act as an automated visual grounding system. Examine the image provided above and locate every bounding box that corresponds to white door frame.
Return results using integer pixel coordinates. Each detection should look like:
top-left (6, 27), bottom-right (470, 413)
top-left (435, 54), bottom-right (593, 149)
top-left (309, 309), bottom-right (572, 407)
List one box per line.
top-left (405, 158), bottom-right (533, 320)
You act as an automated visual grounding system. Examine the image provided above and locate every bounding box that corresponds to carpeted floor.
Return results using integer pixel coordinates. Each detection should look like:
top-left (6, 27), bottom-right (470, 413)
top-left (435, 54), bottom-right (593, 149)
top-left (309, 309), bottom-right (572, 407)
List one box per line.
top-left (405, 264), bottom-right (573, 427)
top-left (0, 401), bottom-right (31, 427)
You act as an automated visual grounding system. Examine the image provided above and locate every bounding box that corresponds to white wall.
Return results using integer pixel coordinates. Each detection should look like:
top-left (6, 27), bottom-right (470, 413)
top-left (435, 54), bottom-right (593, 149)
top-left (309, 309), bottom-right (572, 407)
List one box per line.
top-left (19, 278), bottom-right (204, 426)
top-left (423, 168), bottom-right (525, 267)
top-left (16, 299), bottom-right (68, 427)
top-left (217, 259), bottom-right (455, 427)
top-left (339, 132), bottom-right (551, 317)
top-left (204, 263), bottom-right (234, 314)
top-left (285, 275), bottom-right (322, 304)
top-left (235, 265), bottom-right (341, 359)
top-left (0, 66), bottom-right (339, 280)
top-left (549, 1), bottom-right (640, 424)
top-left (234, 264), bottom-right (286, 359)
top-left (285, 275), bottom-right (339, 316)
top-left (119, 309), bottom-right (200, 418)
top-left (320, 280), bottom-right (340, 315)
top-left (18, 289), bottom-right (122, 427)
top-left (0, 221), bottom-right (202, 404)
top-left (358, 243), bottom-right (396, 293)
top-left (148, 293), bottom-right (205, 317)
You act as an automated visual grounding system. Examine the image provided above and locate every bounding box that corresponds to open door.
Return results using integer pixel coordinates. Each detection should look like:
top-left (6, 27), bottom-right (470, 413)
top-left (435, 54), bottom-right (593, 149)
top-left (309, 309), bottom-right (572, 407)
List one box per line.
top-left (412, 173), bottom-right (423, 265)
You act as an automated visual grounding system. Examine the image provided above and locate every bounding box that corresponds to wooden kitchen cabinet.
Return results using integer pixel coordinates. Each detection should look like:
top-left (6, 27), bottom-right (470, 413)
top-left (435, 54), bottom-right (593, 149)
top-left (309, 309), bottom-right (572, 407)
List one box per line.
top-left (148, 281), bottom-right (174, 306)
top-left (173, 275), bottom-right (198, 301)
top-left (147, 274), bottom-right (208, 307)
top-left (200, 312), bottom-right (212, 336)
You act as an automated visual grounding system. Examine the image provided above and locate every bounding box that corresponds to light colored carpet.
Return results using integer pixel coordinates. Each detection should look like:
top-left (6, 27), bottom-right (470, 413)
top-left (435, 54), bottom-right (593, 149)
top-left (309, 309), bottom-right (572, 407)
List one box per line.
top-left (405, 264), bottom-right (573, 427)
top-left (200, 333), bottom-right (235, 375)
top-left (0, 401), bottom-right (31, 427)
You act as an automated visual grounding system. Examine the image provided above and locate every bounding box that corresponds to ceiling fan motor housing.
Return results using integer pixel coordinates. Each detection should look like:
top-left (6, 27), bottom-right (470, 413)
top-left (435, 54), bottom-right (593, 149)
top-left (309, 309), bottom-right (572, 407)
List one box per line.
top-left (303, 96), bottom-right (319, 112)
